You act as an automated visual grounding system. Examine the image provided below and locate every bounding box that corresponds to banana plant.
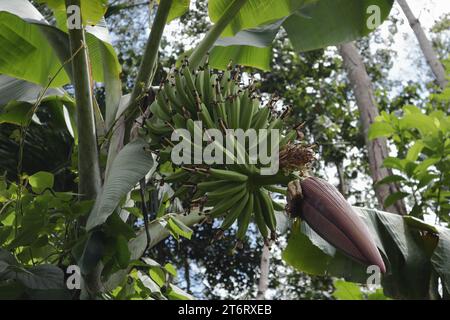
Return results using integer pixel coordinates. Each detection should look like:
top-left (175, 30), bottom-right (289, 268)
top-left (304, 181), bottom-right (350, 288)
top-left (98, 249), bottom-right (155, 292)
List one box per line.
top-left (1, 0), bottom-right (449, 301)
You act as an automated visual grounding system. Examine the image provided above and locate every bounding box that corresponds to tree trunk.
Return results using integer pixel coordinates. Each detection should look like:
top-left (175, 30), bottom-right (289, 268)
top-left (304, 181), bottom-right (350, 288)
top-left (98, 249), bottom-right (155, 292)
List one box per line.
top-left (397, 0), bottom-right (448, 90)
top-left (339, 42), bottom-right (407, 215)
top-left (255, 244), bottom-right (270, 300)
top-left (66, 0), bottom-right (102, 201)
top-left (335, 160), bottom-right (349, 197)
top-left (183, 252), bottom-right (191, 293)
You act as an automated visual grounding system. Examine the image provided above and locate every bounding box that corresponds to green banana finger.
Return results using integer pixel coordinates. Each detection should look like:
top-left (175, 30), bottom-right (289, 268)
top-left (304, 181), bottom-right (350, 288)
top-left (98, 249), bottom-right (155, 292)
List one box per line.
top-left (252, 107), bottom-right (270, 130)
top-left (206, 182), bottom-right (246, 200)
top-left (272, 200), bottom-right (286, 212)
top-left (206, 187), bottom-right (248, 218)
top-left (236, 193), bottom-right (254, 240)
top-left (239, 91), bottom-right (254, 131)
top-left (157, 90), bottom-right (172, 115)
top-left (195, 69), bottom-right (205, 101)
top-left (175, 71), bottom-right (194, 111)
top-left (146, 118), bottom-right (172, 135)
top-left (219, 191), bottom-right (249, 230)
top-left (164, 82), bottom-right (182, 110)
top-left (253, 191), bottom-right (269, 239)
top-left (230, 95), bottom-right (240, 130)
top-left (199, 103), bottom-right (216, 129)
top-left (203, 66), bottom-right (212, 105)
top-left (172, 114), bottom-right (186, 129)
top-left (183, 66), bottom-right (197, 99)
top-left (150, 101), bottom-right (170, 121)
top-left (257, 188), bottom-right (277, 232)
top-left (264, 185), bottom-right (287, 196)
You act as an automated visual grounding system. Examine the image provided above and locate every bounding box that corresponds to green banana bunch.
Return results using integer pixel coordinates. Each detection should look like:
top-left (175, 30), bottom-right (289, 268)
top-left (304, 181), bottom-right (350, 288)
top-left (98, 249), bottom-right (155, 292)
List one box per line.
top-left (140, 61), bottom-right (314, 244)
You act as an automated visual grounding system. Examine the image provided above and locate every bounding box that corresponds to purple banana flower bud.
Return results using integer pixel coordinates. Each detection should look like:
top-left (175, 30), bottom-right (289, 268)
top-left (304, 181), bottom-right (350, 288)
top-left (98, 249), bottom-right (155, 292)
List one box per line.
top-left (287, 177), bottom-right (386, 273)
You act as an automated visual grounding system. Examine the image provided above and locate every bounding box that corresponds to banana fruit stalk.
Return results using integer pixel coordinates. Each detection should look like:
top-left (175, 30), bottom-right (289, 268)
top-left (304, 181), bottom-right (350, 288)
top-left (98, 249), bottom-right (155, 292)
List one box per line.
top-left (287, 177), bottom-right (386, 273)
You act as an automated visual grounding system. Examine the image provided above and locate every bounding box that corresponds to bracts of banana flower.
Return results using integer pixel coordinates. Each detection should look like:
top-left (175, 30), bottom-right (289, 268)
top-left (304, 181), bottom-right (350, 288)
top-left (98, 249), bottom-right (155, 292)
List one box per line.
top-left (287, 177), bottom-right (386, 273)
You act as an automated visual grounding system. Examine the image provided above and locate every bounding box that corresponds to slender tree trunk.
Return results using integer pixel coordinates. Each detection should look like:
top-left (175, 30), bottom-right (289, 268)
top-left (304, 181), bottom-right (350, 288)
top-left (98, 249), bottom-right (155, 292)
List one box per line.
top-left (183, 252), bottom-right (191, 293)
top-left (339, 42), bottom-right (407, 215)
top-left (256, 244), bottom-right (270, 300)
top-left (397, 0), bottom-right (448, 90)
top-left (66, 0), bottom-right (101, 201)
top-left (335, 160), bottom-right (349, 197)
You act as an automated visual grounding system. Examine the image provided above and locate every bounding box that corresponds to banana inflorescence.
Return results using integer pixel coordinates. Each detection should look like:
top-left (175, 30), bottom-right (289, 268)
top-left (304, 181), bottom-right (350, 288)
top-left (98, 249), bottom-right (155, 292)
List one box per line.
top-left (286, 177), bottom-right (386, 273)
top-left (139, 60), bottom-right (315, 244)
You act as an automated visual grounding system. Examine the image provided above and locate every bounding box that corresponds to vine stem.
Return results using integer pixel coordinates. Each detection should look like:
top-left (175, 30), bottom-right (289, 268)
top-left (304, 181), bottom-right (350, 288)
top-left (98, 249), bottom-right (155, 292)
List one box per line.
top-left (188, 0), bottom-right (249, 70)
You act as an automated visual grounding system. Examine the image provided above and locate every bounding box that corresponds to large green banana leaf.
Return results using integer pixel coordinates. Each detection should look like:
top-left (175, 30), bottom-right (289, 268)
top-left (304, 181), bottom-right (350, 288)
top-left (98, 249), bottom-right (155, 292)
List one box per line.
top-left (0, 75), bottom-right (65, 105)
top-left (208, 0), bottom-right (316, 37)
top-left (86, 139), bottom-right (155, 231)
top-left (209, 0), bottom-right (394, 70)
top-left (0, 0), bottom-right (121, 129)
top-left (283, 207), bottom-right (450, 299)
top-left (0, 0), bottom-right (120, 88)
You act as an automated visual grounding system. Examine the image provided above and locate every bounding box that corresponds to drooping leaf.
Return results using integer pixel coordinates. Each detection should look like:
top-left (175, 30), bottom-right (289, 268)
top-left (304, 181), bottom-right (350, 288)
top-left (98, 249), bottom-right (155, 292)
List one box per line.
top-left (86, 138), bottom-right (154, 230)
top-left (401, 113), bottom-right (438, 137)
top-left (375, 211), bottom-right (433, 299)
